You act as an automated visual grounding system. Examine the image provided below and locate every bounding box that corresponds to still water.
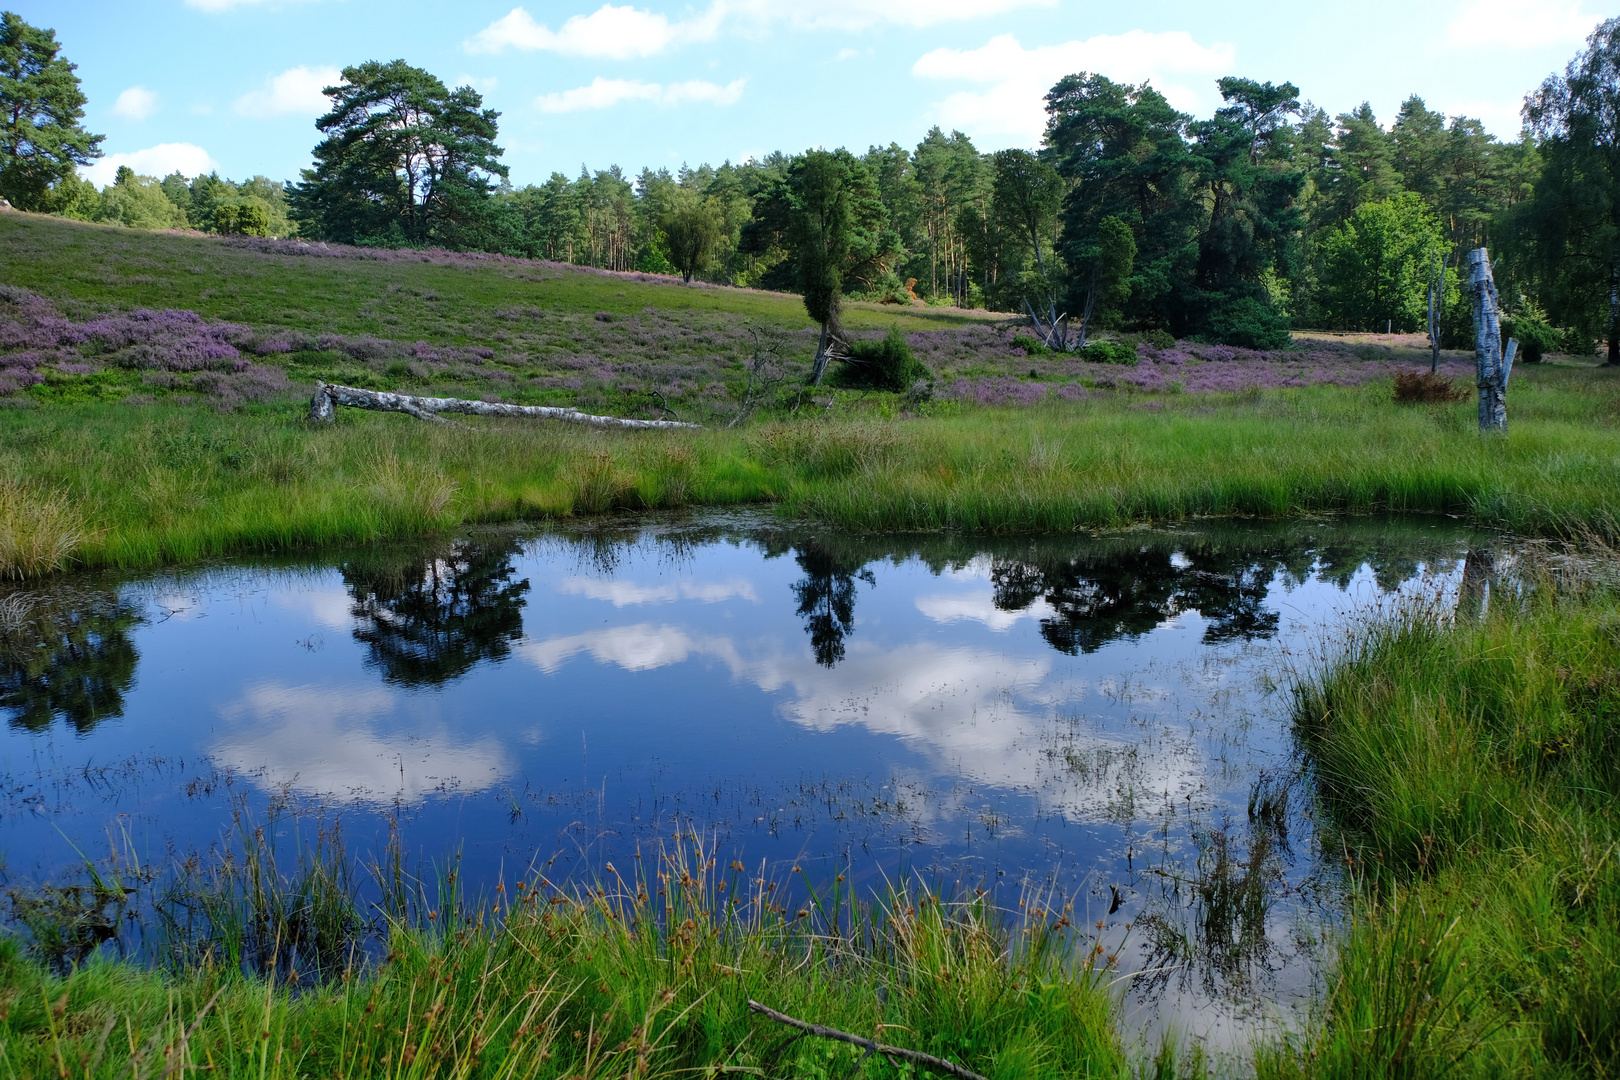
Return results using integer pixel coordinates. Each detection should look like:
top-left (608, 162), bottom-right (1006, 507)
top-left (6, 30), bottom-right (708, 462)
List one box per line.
top-left (0, 513), bottom-right (1480, 1046)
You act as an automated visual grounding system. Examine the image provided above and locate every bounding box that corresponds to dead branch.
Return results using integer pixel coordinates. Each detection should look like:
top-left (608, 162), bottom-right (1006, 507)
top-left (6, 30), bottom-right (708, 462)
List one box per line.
top-left (746, 1000), bottom-right (989, 1080)
top-left (308, 382), bottom-right (701, 429)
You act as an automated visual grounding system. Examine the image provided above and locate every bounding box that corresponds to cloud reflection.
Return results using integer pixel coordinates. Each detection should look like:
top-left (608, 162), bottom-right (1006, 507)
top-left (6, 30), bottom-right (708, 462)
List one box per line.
top-left (556, 576), bottom-right (758, 607)
top-left (212, 682), bottom-right (511, 802)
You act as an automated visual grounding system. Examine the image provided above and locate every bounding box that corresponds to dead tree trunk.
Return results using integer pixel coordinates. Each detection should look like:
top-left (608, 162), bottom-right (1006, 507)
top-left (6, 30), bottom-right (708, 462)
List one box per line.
top-left (1427, 251), bottom-right (1446, 374)
top-left (307, 382), bottom-right (701, 429)
top-left (1466, 248), bottom-right (1517, 434)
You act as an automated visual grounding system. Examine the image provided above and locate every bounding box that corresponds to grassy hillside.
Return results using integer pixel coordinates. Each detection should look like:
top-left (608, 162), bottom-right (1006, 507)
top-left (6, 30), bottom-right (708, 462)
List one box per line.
top-left (1, 211), bottom-right (1619, 579)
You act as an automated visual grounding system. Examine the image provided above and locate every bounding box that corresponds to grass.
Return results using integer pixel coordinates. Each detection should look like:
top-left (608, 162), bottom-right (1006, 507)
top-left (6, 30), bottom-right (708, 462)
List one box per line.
top-left (0, 373), bottom-right (1617, 577)
top-left (0, 826), bottom-right (1129, 1080)
top-left (1257, 548), bottom-right (1620, 1078)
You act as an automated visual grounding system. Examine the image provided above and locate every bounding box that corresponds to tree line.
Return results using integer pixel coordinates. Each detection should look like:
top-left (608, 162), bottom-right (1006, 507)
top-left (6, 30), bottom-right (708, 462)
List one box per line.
top-left (5, 10), bottom-right (1620, 356)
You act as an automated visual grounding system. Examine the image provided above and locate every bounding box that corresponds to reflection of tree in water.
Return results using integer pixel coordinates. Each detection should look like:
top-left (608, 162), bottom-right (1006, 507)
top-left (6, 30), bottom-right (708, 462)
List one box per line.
top-left (790, 542), bottom-right (876, 667)
top-left (0, 589), bottom-right (141, 734)
top-left (342, 539), bottom-right (530, 686)
top-left (991, 543), bottom-right (1281, 655)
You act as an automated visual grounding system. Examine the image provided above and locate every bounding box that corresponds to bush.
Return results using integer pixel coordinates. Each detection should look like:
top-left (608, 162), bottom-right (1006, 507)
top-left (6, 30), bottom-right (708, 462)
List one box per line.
top-left (1011, 333), bottom-right (1050, 356)
top-left (1204, 296), bottom-right (1292, 350)
top-left (1143, 328), bottom-right (1176, 350)
top-left (829, 328), bottom-right (930, 392)
top-left (1079, 340), bottom-right (1137, 365)
top-left (1501, 316), bottom-right (1564, 363)
top-left (1391, 369), bottom-right (1468, 403)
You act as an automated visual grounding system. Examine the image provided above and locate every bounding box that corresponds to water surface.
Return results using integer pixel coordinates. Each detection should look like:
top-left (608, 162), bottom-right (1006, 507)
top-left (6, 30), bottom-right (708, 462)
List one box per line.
top-left (0, 512), bottom-right (1480, 1047)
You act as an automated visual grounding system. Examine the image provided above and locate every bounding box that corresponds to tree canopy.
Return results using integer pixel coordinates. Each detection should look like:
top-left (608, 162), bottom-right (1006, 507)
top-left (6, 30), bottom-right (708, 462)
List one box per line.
top-left (289, 60), bottom-right (507, 247)
top-left (0, 11), bottom-right (100, 212)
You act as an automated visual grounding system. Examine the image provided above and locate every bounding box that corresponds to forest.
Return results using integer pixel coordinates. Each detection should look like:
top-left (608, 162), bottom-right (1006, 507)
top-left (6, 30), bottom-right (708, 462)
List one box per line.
top-left (12, 14), bottom-right (1619, 359)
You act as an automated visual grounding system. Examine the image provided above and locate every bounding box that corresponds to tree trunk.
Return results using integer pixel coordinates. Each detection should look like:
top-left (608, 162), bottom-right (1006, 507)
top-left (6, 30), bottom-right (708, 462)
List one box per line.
top-left (1467, 247), bottom-right (1516, 433)
top-left (1609, 259), bottom-right (1619, 365)
top-left (307, 382), bottom-right (701, 429)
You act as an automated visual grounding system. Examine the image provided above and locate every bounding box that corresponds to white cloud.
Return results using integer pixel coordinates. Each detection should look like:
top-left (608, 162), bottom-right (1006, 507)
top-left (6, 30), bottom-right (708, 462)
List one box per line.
top-left (233, 65), bottom-right (341, 119)
top-left (466, 4), bottom-right (717, 58)
top-left (556, 575), bottom-right (757, 606)
top-left (519, 623), bottom-right (745, 674)
top-left (915, 589), bottom-right (1052, 632)
top-left (81, 142), bottom-right (218, 187)
top-left (455, 74), bottom-right (500, 95)
top-left (1445, 0), bottom-right (1602, 49)
top-left (112, 86), bottom-right (158, 121)
top-left (535, 77), bottom-right (745, 113)
top-left (212, 682), bottom-right (512, 802)
top-left (725, 0), bottom-right (1054, 31)
top-left (913, 30), bottom-right (1236, 146)
top-left (467, 0), bottom-right (1051, 57)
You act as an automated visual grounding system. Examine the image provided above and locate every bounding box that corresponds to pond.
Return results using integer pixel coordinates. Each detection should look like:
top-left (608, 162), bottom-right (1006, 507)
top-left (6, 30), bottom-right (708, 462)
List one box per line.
top-left (0, 512), bottom-right (1483, 1048)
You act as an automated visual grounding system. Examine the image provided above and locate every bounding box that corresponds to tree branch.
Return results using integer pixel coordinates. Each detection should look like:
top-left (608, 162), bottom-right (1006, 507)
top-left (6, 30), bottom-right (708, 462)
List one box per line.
top-left (308, 381), bottom-right (701, 429)
top-left (746, 1000), bottom-right (989, 1080)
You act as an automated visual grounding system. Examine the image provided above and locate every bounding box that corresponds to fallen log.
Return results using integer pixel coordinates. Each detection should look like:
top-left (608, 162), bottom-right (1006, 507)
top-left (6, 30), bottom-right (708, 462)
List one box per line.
top-left (746, 1000), bottom-right (989, 1080)
top-left (307, 381), bottom-right (701, 429)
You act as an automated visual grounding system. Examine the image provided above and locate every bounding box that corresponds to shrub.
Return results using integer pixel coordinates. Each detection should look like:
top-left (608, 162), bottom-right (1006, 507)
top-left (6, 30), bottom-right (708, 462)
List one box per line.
top-left (1011, 333), bottom-right (1050, 355)
top-left (829, 328), bottom-right (930, 392)
top-left (1561, 327), bottom-right (1597, 356)
top-left (1143, 328), bottom-right (1176, 350)
top-left (1392, 369), bottom-right (1468, 403)
top-left (1204, 296), bottom-right (1292, 350)
top-left (1079, 340), bottom-right (1137, 365)
top-left (1501, 316), bottom-right (1564, 363)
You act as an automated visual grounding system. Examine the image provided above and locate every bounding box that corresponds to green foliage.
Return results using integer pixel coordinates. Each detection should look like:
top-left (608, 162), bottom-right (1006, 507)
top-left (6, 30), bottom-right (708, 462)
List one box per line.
top-left (1501, 313), bottom-right (1564, 362)
top-left (1518, 18), bottom-right (1620, 362)
top-left (1270, 566), bottom-right (1620, 1078)
top-left (290, 61), bottom-right (506, 248)
top-left (658, 187), bottom-right (723, 284)
top-left (991, 148), bottom-right (1062, 278)
top-left (1203, 295), bottom-right (1292, 349)
top-left (1319, 193), bottom-right (1447, 331)
top-left (94, 171), bottom-right (186, 230)
top-left (0, 11), bottom-right (102, 211)
top-left (212, 198), bottom-right (272, 237)
top-left (1078, 339), bottom-right (1137, 365)
top-left (828, 328), bottom-right (929, 391)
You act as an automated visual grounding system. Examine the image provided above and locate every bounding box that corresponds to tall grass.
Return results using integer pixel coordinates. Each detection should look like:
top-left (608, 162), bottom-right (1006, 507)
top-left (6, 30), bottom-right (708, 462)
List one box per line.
top-left (0, 476), bottom-right (86, 578)
top-left (1258, 549), bottom-right (1620, 1078)
top-left (2, 376), bottom-right (1618, 577)
top-left (0, 825), bottom-right (1128, 1079)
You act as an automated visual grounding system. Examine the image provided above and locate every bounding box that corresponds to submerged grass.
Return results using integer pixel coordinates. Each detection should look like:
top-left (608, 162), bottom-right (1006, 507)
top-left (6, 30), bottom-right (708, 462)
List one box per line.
top-left (1259, 549), bottom-right (1620, 1078)
top-left (0, 827), bottom-right (1128, 1079)
top-left (1, 373), bottom-right (1618, 577)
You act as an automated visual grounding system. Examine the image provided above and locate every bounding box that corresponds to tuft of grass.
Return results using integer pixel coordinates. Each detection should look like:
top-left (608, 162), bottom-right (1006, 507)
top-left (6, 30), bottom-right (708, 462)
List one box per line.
top-left (1259, 549), bottom-right (1620, 1078)
top-left (0, 476), bottom-right (87, 578)
top-left (0, 828), bottom-right (1128, 1079)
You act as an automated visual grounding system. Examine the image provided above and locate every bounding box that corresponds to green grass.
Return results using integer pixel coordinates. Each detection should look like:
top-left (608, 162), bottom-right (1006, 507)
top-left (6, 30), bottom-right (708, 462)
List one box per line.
top-left (1256, 554), bottom-right (1620, 1079)
top-left (0, 837), bottom-right (1127, 1080)
top-left (2, 372), bottom-right (1618, 577)
top-left (0, 213), bottom-right (990, 337)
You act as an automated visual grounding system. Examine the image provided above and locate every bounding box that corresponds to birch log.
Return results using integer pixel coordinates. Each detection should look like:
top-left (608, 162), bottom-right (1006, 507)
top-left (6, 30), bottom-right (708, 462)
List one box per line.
top-left (1466, 248), bottom-right (1517, 433)
top-left (307, 382), bottom-right (701, 429)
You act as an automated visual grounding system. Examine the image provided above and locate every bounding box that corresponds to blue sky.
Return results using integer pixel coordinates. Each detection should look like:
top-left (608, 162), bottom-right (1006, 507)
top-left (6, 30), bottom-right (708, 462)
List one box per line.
top-left (26, 0), bottom-right (1611, 189)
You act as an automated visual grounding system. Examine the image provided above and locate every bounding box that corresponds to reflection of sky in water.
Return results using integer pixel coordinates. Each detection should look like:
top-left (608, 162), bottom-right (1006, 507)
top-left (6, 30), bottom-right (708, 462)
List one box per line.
top-left (0, 515), bottom-right (1481, 1048)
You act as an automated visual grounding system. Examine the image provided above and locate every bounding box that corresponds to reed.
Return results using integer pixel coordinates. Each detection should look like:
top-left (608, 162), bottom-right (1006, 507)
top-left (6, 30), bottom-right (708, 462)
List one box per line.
top-left (1259, 546), bottom-right (1620, 1078)
top-left (0, 822), bottom-right (1128, 1079)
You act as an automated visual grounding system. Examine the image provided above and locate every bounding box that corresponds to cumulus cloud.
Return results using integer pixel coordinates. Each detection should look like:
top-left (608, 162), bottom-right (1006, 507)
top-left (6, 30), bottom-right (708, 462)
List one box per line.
top-left (112, 86), bottom-right (159, 121)
top-left (466, 4), bottom-right (718, 57)
top-left (233, 65), bottom-right (341, 118)
top-left (82, 143), bottom-right (218, 187)
top-left (212, 682), bottom-right (513, 802)
top-left (535, 77), bottom-right (745, 113)
top-left (466, 0), bottom-right (1052, 57)
top-left (556, 575), bottom-right (757, 606)
top-left (912, 30), bottom-right (1236, 146)
top-left (1445, 0), bottom-right (1603, 49)
top-left (519, 623), bottom-right (745, 675)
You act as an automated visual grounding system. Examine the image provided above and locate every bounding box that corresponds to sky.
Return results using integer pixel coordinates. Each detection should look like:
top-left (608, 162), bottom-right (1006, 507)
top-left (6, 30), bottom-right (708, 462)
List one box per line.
top-left (25, 0), bottom-right (1612, 190)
